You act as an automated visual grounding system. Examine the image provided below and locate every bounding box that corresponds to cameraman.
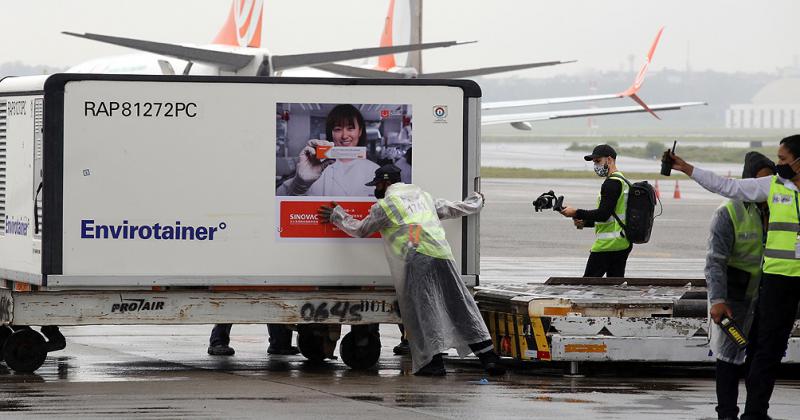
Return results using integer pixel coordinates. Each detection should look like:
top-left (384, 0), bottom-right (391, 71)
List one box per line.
top-left (560, 144), bottom-right (632, 277)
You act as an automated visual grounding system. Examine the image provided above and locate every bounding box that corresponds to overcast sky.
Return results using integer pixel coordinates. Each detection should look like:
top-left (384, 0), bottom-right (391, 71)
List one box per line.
top-left (1, 0), bottom-right (798, 77)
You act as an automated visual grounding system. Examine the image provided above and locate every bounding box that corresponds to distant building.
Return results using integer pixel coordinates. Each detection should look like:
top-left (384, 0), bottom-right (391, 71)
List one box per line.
top-left (726, 78), bottom-right (800, 129)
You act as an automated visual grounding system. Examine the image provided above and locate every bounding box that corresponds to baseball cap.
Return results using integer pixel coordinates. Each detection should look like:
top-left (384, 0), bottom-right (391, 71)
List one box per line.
top-left (365, 164), bottom-right (402, 186)
top-left (584, 144), bottom-right (617, 161)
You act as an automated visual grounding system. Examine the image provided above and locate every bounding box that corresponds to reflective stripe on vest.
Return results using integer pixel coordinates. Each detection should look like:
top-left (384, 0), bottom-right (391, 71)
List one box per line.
top-left (377, 185), bottom-right (454, 260)
top-left (723, 200), bottom-right (764, 276)
top-left (591, 173), bottom-right (631, 253)
top-left (763, 176), bottom-right (800, 276)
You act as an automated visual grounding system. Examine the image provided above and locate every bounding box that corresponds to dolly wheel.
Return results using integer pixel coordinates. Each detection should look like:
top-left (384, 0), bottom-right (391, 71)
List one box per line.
top-left (0, 326), bottom-right (13, 362)
top-left (340, 331), bottom-right (381, 370)
top-left (3, 329), bottom-right (47, 373)
top-left (297, 325), bottom-right (337, 363)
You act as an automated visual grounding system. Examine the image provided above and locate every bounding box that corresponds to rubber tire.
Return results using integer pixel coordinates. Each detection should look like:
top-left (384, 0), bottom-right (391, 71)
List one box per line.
top-left (339, 331), bottom-right (381, 370)
top-left (3, 329), bottom-right (47, 373)
top-left (297, 326), bottom-right (328, 363)
top-left (0, 326), bottom-right (13, 362)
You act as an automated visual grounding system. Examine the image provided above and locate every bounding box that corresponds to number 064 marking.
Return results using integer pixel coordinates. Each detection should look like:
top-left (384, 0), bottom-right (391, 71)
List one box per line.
top-left (300, 302), bottom-right (362, 322)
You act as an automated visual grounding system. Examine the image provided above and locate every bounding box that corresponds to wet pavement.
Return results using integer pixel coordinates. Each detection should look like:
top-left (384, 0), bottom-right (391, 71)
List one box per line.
top-left (2, 178), bottom-right (799, 418)
top-left (1, 324), bottom-right (799, 419)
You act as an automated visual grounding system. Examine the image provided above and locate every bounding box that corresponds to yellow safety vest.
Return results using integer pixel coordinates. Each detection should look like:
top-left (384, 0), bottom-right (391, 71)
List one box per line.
top-left (378, 184), bottom-right (454, 261)
top-left (723, 200), bottom-right (765, 278)
top-left (763, 176), bottom-right (800, 276)
top-left (591, 172), bottom-right (631, 252)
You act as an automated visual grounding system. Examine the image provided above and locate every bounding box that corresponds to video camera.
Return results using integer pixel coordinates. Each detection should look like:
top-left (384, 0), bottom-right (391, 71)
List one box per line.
top-left (532, 190), bottom-right (565, 212)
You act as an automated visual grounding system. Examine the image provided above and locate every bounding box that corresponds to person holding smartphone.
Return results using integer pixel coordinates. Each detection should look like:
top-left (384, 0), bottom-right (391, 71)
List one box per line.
top-left (704, 152), bottom-right (774, 419)
top-left (669, 134), bottom-right (800, 420)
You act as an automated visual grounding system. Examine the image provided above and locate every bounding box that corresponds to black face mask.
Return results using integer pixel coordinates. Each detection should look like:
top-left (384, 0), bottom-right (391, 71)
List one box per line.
top-left (777, 157), bottom-right (800, 179)
top-left (374, 186), bottom-right (386, 199)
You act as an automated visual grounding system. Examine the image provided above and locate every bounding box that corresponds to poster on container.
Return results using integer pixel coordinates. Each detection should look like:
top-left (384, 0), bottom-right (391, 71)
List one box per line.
top-left (274, 102), bottom-right (412, 240)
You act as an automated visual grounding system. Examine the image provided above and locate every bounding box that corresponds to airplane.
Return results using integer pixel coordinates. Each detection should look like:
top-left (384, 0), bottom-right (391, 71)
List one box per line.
top-left (305, 4), bottom-right (705, 129)
top-left (480, 27), bottom-right (707, 130)
top-left (64, 0), bottom-right (571, 79)
top-left (63, 1), bottom-right (704, 130)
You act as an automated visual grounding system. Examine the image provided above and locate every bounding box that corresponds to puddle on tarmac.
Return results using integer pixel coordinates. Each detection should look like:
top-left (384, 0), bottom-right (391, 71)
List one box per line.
top-left (527, 395), bottom-right (597, 404)
top-left (0, 400), bottom-right (29, 411)
top-left (349, 395), bottom-right (385, 402)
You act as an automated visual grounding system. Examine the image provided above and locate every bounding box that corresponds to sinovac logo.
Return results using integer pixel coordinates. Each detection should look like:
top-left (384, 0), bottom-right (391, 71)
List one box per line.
top-left (81, 220), bottom-right (227, 241)
top-left (288, 213), bottom-right (318, 225)
top-left (6, 216), bottom-right (30, 236)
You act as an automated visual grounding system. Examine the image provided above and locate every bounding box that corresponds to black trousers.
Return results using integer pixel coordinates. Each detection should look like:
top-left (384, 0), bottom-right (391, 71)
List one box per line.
top-left (742, 273), bottom-right (800, 419)
top-left (583, 245), bottom-right (633, 277)
top-left (716, 359), bottom-right (748, 418)
top-left (715, 300), bottom-right (759, 419)
top-left (209, 324), bottom-right (293, 348)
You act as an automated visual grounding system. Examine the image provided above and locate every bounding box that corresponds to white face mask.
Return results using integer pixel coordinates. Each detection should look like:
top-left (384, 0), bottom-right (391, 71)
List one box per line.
top-left (593, 161), bottom-right (609, 177)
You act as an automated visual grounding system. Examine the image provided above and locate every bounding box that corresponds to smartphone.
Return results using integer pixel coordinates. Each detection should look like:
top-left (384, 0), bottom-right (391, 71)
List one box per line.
top-left (660, 140), bottom-right (677, 176)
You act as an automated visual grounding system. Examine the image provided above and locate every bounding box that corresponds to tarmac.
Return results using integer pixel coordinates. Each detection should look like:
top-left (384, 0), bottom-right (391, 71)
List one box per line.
top-left (2, 177), bottom-right (799, 419)
top-left (482, 142), bottom-right (745, 175)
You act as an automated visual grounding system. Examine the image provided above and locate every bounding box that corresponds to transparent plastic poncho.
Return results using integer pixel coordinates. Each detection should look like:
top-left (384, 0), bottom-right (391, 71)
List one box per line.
top-left (331, 183), bottom-right (491, 372)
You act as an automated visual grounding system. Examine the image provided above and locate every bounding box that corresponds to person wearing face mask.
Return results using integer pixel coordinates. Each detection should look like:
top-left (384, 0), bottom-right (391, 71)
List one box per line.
top-left (670, 134), bottom-right (800, 420)
top-left (559, 144), bottom-right (633, 278)
top-left (705, 152), bottom-right (775, 420)
top-left (317, 164), bottom-right (505, 377)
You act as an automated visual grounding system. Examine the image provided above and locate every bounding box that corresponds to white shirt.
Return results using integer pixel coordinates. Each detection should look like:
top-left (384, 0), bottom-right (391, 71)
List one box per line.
top-left (307, 158), bottom-right (380, 197)
top-left (691, 167), bottom-right (798, 202)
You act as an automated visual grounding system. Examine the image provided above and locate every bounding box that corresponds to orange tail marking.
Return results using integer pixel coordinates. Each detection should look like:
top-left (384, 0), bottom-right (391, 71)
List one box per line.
top-left (377, 0), bottom-right (397, 71)
top-left (620, 26), bottom-right (665, 119)
top-left (213, 0), bottom-right (263, 48)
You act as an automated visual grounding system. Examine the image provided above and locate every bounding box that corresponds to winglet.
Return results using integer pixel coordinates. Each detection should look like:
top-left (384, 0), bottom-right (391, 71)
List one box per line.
top-left (630, 94), bottom-right (660, 120)
top-left (619, 26), bottom-right (664, 118)
top-left (212, 0), bottom-right (264, 48)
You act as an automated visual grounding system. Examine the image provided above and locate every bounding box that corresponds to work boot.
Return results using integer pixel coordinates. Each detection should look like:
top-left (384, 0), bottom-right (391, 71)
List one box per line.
top-left (267, 345), bottom-right (300, 355)
top-left (477, 351), bottom-right (506, 376)
top-left (207, 344), bottom-right (235, 356)
top-left (414, 354), bottom-right (446, 376)
top-left (41, 326), bottom-right (67, 352)
top-left (393, 339), bottom-right (410, 355)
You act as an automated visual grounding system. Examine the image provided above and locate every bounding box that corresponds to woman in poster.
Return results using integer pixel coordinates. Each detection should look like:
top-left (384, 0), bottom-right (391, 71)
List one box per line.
top-left (277, 104), bottom-right (379, 197)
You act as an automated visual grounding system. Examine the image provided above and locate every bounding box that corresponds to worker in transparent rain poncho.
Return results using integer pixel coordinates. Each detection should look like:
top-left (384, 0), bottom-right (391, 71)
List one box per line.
top-left (318, 164), bottom-right (505, 376)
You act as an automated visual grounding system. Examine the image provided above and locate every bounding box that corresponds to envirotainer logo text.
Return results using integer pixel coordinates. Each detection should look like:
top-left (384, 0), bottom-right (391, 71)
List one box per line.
top-left (81, 220), bottom-right (227, 241)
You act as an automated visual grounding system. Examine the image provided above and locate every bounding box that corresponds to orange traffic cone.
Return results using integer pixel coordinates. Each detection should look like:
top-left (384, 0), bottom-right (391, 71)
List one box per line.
top-left (674, 180), bottom-right (681, 199)
top-left (654, 179), bottom-right (661, 199)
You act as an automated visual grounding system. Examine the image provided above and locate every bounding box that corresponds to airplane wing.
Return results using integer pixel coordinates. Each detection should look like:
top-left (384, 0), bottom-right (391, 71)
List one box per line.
top-left (62, 31), bottom-right (474, 72)
top-left (312, 60), bottom-right (574, 79)
top-left (482, 27), bottom-right (666, 114)
top-left (481, 101), bottom-right (706, 130)
top-left (62, 32), bottom-right (254, 71)
top-left (415, 61), bottom-right (575, 79)
top-left (270, 41), bottom-right (474, 71)
top-left (311, 63), bottom-right (408, 78)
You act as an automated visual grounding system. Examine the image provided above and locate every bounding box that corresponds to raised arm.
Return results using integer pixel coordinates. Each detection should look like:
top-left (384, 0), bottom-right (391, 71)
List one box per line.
top-left (671, 153), bottom-right (770, 202)
top-left (434, 192), bottom-right (485, 220)
top-left (691, 167), bottom-right (771, 202)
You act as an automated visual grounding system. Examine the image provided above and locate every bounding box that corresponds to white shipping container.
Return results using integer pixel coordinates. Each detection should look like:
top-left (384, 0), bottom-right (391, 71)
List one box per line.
top-left (0, 74), bottom-right (482, 288)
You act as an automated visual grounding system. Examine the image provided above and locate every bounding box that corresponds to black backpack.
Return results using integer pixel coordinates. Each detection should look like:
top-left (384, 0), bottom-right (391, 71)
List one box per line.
top-left (609, 174), bottom-right (657, 244)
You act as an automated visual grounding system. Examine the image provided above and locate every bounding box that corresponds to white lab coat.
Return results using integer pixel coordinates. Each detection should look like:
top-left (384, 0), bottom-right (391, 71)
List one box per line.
top-left (278, 158), bottom-right (379, 197)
